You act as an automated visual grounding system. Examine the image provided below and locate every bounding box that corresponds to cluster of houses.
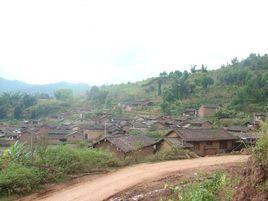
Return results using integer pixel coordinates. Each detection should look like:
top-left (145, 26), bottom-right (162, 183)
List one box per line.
top-left (0, 104), bottom-right (266, 159)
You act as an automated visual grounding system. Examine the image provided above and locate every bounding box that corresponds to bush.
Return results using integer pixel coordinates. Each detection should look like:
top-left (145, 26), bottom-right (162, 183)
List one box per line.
top-left (129, 129), bottom-right (143, 135)
top-left (254, 122), bottom-right (268, 163)
top-left (166, 171), bottom-right (234, 201)
top-left (36, 146), bottom-right (119, 175)
top-left (0, 144), bottom-right (120, 197)
top-left (146, 147), bottom-right (189, 162)
top-left (0, 163), bottom-right (41, 195)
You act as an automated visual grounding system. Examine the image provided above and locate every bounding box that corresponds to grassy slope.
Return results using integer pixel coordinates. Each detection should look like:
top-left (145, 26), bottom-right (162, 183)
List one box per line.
top-left (101, 70), bottom-right (240, 113)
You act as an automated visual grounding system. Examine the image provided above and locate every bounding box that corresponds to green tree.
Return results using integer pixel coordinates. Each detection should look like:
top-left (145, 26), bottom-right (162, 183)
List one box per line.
top-left (201, 76), bottom-right (214, 88)
top-left (86, 86), bottom-right (108, 107)
top-left (13, 105), bottom-right (23, 119)
top-left (54, 89), bottom-right (73, 102)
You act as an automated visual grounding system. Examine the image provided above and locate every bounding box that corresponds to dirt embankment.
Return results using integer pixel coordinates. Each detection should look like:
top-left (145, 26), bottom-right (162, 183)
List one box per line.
top-left (233, 157), bottom-right (268, 201)
top-left (19, 155), bottom-right (249, 201)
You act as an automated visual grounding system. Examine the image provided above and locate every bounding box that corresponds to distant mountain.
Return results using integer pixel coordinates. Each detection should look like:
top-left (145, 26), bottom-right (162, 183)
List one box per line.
top-left (0, 77), bottom-right (90, 95)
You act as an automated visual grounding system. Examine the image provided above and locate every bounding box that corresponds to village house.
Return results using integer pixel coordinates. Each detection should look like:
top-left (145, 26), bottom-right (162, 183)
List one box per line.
top-left (183, 108), bottom-right (197, 117)
top-left (47, 129), bottom-right (71, 144)
top-left (157, 137), bottom-right (194, 152)
top-left (110, 117), bottom-right (134, 133)
top-left (3, 127), bottom-right (21, 141)
top-left (93, 135), bottom-right (157, 159)
top-left (163, 128), bottom-right (238, 156)
top-left (131, 122), bottom-right (148, 132)
top-left (19, 128), bottom-right (38, 143)
top-left (0, 127), bottom-right (20, 146)
top-left (226, 125), bottom-right (250, 133)
top-left (149, 121), bottom-right (167, 130)
top-left (225, 126), bottom-right (259, 150)
top-left (119, 100), bottom-right (153, 112)
top-left (91, 114), bottom-right (112, 125)
top-left (79, 124), bottom-right (106, 142)
top-left (198, 104), bottom-right (220, 118)
top-left (184, 119), bottom-right (213, 128)
top-left (48, 115), bottom-right (64, 121)
top-left (66, 131), bottom-right (84, 143)
top-left (176, 116), bottom-right (193, 123)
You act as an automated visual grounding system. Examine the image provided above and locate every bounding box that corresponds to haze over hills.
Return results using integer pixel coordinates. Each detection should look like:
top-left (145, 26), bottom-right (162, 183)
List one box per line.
top-left (0, 77), bottom-right (90, 95)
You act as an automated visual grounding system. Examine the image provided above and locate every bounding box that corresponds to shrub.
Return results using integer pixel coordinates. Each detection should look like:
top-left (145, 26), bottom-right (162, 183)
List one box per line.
top-left (129, 129), bottom-right (143, 135)
top-left (36, 146), bottom-right (119, 175)
top-left (145, 131), bottom-right (162, 139)
top-left (254, 122), bottom-right (268, 163)
top-left (0, 163), bottom-right (41, 195)
top-left (146, 148), bottom-right (189, 162)
top-left (166, 171), bottom-right (234, 201)
top-left (0, 144), bottom-right (120, 197)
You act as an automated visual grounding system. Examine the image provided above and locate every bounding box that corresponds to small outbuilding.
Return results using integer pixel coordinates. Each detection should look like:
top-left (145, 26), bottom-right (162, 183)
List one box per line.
top-left (93, 135), bottom-right (157, 159)
top-left (198, 104), bottom-right (220, 118)
top-left (66, 131), bottom-right (84, 143)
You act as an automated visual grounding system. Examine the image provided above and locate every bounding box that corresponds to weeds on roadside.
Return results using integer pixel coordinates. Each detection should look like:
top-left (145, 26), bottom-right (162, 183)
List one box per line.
top-left (145, 148), bottom-right (190, 162)
top-left (0, 143), bottom-right (119, 196)
top-left (165, 171), bottom-right (236, 201)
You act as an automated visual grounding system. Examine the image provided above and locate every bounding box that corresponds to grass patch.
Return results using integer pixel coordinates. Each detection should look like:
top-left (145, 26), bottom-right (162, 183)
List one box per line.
top-left (165, 171), bottom-right (238, 201)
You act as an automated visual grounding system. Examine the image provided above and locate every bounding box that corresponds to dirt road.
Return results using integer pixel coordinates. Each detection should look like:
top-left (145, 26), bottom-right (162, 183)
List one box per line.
top-left (21, 155), bottom-right (249, 201)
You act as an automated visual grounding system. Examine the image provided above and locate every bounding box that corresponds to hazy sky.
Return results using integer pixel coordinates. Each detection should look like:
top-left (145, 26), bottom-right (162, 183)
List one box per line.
top-left (0, 0), bottom-right (267, 85)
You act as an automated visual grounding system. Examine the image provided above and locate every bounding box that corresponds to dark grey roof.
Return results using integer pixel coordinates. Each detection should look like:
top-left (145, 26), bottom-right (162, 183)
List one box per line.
top-left (226, 126), bottom-right (250, 132)
top-left (163, 137), bottom-right (193, 148)
top-left (48, 130), bottom-right (71, 135)
top-left (96, 135), bottom-right (156, 153)
top-left (167, 128), bottom-right (238, 141)
top-left (188, 119), bottom-right (212, 125)
top-left (228, 131), bottom-right (260, 140)
top-left (66, 131), bottom-right (82, 136)
top-left (79, 124), bottom-right (105, 130)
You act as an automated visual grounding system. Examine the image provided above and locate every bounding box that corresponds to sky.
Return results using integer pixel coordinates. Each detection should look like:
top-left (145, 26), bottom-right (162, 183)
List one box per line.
top-left (0, 0), bottom-right (267, 85)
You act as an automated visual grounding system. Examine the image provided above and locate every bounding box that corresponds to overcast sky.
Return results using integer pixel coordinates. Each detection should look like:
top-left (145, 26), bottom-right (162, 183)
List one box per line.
top-left (0, 0), bottom-right (267, 85)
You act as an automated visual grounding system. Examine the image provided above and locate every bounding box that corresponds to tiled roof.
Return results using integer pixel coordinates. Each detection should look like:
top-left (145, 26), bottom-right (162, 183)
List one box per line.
top-left (226, 126), bottom-right (250, 132)
top-left (228, 131), bottom-right (260, 140)
top-left (167, 128), bottom-right (238, 141)
top-left (97, 135), bottom-right (156, 153)
top-left (164, 137), bottom-right (193, 148)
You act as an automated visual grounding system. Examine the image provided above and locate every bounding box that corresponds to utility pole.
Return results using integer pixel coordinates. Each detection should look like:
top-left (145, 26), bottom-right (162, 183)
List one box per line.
top-left (104, 121), bottom-right (107, 137)
top-left (30, 131), bottom-right (33, 164)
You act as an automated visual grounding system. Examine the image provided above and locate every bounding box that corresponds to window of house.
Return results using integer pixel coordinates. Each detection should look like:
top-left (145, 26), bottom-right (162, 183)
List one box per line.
top-left (220, 141), bottom-right (227, 149)
top-left (206, 141), bottom-right (212, 145)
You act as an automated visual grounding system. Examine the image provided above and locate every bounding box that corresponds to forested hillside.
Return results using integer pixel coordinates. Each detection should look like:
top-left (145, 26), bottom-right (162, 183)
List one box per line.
top-left (0, 53), bottom-right (267, 120)
top-left (90, 53), bottom-right (268, 115)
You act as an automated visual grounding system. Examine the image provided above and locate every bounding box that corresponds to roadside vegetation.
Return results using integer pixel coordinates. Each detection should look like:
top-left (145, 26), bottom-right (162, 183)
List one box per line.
top-left (166, 170), bottom-right (237, 201)
top-left (0, 141), bottom-right (194, 199)
top-left (0, 143), bottom-right (119, 197)
top-left (146, 148), bottom-right (194, 162)
top-left (232, 122), bottom-right (268, 200)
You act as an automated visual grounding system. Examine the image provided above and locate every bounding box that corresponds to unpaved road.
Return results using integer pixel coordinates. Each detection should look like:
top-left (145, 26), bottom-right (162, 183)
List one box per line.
top-left (21, 155), bottom-right (249, 201)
